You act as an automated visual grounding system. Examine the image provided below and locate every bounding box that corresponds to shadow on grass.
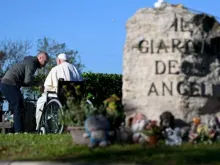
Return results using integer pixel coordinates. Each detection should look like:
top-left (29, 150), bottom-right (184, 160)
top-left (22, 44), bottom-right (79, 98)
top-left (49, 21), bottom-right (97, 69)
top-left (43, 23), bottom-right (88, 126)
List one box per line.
top-left (51, 144), bottom-right (220, 165)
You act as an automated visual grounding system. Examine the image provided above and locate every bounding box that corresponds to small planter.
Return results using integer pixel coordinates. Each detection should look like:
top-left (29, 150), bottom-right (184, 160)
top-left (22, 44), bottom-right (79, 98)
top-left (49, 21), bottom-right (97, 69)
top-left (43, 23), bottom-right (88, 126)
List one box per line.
top-left (67, 126), bottom-right (89, 145)
top-left (148, 135), bottom-right (158, 145)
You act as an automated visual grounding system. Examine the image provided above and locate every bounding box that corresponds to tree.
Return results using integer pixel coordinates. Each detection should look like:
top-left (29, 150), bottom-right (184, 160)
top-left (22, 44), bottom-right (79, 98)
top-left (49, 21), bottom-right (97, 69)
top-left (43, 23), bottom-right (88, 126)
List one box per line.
top-left (0, 51), bottom-right (6, 76)
top-left (0, 40), bottom-right (32, 76)
top-left (36, 37), bottom-right (84, 76)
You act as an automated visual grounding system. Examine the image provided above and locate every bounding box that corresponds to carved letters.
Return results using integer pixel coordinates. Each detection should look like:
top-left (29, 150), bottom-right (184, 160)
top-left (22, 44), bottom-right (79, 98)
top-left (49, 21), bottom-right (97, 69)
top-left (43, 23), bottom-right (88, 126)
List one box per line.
top-left (171, 17), bottom-right (193, 33)
top-left (138, 17), bottom-right (215, 97)
top-left (147, 81), bottom-right (213, 97)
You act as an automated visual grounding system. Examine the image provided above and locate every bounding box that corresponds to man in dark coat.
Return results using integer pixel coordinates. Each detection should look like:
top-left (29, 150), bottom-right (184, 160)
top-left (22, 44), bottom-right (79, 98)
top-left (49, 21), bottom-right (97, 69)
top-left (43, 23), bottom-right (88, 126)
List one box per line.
top-left (0, 51), bottom-right (49, 133)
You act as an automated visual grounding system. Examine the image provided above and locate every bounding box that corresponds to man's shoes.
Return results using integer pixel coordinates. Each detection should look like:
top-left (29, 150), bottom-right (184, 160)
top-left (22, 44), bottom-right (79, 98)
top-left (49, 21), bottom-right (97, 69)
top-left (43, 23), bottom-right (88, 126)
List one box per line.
top-left (13, 132), bottom-right (28, 135)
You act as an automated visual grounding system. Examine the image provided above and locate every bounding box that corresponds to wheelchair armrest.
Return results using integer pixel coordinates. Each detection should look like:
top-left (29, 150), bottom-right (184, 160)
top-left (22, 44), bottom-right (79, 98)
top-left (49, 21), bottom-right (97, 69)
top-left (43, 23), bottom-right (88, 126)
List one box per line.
top-left (45, 91), bottom-right (58, 103)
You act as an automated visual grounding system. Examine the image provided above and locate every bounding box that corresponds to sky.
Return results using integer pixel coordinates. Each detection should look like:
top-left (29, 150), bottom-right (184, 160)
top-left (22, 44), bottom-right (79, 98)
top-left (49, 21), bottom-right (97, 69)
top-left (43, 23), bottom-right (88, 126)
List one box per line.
top-left (0, 0), bottom-right (219, 74)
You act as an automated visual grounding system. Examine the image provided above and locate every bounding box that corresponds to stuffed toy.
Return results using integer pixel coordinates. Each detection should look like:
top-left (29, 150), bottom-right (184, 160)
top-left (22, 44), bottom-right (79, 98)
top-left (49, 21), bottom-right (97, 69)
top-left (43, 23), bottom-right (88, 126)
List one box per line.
top-left (206, 115), bottom-right (220, 141)
top-left (131, 113), bottom-right (148, 133)
top-left (132, 113), bottom-right (149, 144)
top-left (126, 113), bottom-right (149, 144)
top-left (84, 115), bottom-right (113, 148)
top-left (159, 111), bottom-right (175, 131)
top-left (165, 127), bottom-right (182, 146)
top-left (206, 115), bottom-right (220, 129)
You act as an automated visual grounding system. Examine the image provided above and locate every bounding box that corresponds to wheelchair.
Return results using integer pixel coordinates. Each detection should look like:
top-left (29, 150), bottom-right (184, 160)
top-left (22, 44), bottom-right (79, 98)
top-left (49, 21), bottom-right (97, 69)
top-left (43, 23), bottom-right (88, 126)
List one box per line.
top-left (37, 78), bottom-right (93, 134)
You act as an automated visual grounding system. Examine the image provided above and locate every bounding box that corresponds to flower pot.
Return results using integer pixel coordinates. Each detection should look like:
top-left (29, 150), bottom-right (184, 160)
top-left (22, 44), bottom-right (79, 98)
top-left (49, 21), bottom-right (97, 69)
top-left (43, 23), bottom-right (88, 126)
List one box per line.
top-left (148, 136), bottom-right (158, 145)
top-left (67, 126), bottom-right (89, 145)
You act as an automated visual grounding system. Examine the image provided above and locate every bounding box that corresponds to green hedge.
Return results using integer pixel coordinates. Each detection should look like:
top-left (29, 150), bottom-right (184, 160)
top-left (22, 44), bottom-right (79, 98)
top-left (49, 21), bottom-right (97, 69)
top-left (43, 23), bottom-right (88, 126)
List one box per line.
top-left (26, 72), bottom-right (123, 104)
top-left (82, 72), bottom-right (122, 105)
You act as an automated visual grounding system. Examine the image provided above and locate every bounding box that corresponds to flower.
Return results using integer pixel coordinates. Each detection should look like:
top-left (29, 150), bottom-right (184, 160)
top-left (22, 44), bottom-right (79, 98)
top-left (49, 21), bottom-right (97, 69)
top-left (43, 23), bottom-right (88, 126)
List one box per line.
top-left (142, 120), bottom-right (162, 137)
top-left (197, 124), bottom-right (208, 134)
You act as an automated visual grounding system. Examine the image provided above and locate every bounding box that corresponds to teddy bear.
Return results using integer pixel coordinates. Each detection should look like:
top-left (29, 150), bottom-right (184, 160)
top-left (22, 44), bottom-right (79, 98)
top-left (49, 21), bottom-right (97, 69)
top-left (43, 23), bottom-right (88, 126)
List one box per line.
top-left (83, 115), bottom-right (113, 148)
top-left (159, 111), bottom-right (175, 131)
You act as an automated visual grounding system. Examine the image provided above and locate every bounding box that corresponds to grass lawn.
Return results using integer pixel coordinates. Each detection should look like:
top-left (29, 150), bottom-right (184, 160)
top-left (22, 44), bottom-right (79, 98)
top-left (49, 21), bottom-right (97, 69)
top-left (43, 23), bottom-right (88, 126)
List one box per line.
top-left (0, 133), bottom-right (220, 165)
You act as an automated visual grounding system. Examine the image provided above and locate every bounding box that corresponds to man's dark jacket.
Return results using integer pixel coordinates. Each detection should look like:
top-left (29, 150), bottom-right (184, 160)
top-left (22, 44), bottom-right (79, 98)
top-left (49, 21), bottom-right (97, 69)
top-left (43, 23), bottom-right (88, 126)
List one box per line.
top-left (1, 56), bottom-right (41, 87)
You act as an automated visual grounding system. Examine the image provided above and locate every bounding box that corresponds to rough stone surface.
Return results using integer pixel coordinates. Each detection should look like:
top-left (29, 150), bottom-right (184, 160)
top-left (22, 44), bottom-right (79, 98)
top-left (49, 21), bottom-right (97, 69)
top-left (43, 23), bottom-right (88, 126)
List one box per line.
top-left (123, 3), bottom-right (220, 124)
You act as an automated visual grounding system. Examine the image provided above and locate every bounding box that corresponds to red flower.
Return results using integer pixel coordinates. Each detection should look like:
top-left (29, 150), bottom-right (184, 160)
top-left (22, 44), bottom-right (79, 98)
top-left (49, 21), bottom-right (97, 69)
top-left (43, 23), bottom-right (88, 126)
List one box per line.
top-left (151, 120), bottom-right (157, 125)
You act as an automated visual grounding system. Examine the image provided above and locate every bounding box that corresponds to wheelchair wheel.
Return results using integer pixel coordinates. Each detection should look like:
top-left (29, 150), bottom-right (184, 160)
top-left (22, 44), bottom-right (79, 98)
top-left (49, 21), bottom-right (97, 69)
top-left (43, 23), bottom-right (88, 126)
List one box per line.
top-left (38, 99), bottom-right (64, 134)
top-left (39, 127), bottom-right (46, 134)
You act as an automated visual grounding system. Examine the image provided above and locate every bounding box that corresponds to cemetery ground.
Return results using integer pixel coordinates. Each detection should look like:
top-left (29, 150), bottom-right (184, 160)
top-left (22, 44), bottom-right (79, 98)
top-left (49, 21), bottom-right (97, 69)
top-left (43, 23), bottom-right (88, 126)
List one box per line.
top-left (0, 134), bottom-right (220, 165)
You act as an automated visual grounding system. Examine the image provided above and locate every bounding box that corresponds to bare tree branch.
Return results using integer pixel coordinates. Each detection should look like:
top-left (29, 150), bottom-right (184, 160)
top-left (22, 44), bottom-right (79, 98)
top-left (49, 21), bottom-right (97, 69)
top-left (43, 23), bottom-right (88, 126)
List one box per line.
top-left (0, 39), bottom-right (32, 73)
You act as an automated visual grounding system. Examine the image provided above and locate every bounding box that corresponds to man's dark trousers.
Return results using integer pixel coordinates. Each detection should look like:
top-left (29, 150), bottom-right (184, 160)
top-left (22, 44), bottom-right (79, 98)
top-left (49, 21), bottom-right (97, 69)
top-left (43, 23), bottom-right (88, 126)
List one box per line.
top-left (0, 83), bottom-right (24, 133)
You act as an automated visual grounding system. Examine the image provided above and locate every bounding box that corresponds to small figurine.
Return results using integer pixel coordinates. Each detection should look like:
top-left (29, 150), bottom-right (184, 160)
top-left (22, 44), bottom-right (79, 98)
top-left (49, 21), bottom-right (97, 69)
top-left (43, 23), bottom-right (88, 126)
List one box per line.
top-left (193, 117), bottom-right (201, 126)
top-left (126, 113), bottom-right (149, 144)
top-left (165, 127), bottom-right (182, 146)
top-left (189, 117), bottom-right (201, 143)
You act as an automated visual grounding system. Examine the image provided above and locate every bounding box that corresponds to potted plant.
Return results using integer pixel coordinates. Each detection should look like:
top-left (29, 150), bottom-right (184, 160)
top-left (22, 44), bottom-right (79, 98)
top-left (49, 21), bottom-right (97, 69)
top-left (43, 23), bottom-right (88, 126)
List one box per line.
top-left (60, 95), bottom-right (104, 145)
top-left (103, 94), bottom-right (125, 130)
top-left (59, 83), bottom-right (101, 145)
top-left (195, 124), bottom-right (215, 144)
top-left (142, 120), bottom-right (162, 145)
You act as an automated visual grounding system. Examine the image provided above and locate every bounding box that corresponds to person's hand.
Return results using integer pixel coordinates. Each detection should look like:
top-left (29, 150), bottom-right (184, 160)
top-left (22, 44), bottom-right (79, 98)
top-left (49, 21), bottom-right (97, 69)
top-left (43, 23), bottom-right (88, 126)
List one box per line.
top-left (33, 79), bottom-right (43, 86)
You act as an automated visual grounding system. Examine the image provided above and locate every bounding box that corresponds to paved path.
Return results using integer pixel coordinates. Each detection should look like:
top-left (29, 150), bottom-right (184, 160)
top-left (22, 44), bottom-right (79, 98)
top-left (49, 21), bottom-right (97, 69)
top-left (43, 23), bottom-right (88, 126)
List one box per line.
top-left (2, 162), bottom-right (96, 165)
top-left (0, 162), bottom-right (96, 165)
top-left (0, 162), bottom-right (136, 165)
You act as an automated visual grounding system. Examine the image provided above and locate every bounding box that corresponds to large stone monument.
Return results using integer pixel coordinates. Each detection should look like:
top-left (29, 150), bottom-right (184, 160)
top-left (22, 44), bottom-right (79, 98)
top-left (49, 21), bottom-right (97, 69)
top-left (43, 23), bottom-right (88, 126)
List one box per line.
top-left (123, 3), bottom-right (220, 122)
